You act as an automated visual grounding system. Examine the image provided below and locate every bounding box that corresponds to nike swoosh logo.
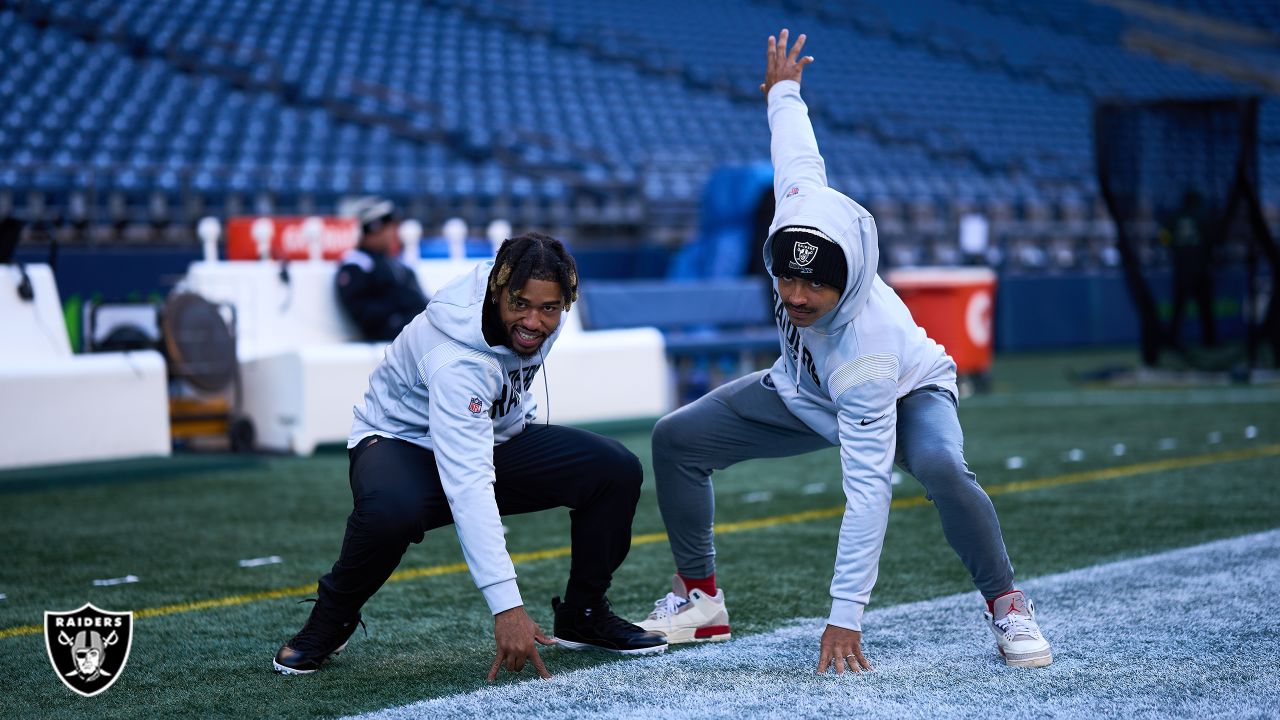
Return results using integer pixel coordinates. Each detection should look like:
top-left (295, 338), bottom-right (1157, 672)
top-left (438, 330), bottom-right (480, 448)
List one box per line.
top-left (859, 415), bottom-right (886, 426)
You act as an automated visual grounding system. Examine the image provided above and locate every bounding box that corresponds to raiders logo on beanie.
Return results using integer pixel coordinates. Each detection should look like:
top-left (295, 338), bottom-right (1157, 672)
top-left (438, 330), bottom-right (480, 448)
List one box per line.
top-left (770, 226), bottom-right (847, 292)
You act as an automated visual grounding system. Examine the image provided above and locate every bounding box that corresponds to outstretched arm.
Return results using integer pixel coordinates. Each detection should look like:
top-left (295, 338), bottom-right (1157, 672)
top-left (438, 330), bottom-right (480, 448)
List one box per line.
top-left (817, 373), bottom-right (898, 674)
top-left (761, 29), bottom-right (827, 202)
top-left (759, 28), bottom-right (812, 97)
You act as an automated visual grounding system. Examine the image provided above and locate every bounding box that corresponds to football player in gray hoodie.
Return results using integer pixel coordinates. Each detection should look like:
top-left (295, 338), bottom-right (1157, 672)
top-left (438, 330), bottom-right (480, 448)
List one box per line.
top-left (274, 232), bottom-right (666, 679)
top-left (638, 31), bottom-right (1052, 672)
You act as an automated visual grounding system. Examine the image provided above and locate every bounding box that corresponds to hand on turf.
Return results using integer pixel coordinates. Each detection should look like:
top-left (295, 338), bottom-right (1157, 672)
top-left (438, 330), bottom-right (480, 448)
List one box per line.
top-left (487, 606), bottom-right (555, 682)
top-left (760, 28), bottom-right (814, 97)
top-left (816, 624), bottom-right (873, 674)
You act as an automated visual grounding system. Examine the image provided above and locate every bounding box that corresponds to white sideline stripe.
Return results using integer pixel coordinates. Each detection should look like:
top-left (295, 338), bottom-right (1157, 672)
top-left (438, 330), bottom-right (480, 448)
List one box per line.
top-left (238, 556), bottom-right (284, 568)
top-left (966, 388), bottom-right (1280, 407)
top-left (347, 529), bottom-right (1280, 720)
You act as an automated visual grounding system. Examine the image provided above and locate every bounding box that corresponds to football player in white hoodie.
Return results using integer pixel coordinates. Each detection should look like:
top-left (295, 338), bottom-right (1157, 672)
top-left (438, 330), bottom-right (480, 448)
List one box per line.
top-left (274, 232), bottom-right (666, 679)
top-left (639, 30), bottom-right (1052, 672)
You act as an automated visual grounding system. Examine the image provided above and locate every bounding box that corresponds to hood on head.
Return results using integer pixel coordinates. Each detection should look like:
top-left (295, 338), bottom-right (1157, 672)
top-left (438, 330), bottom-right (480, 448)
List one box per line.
top-left (763, 186), bottom-right (879, 332)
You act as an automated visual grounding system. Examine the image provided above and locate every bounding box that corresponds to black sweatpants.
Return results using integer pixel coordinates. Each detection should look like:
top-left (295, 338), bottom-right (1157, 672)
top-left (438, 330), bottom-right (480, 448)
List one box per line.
top-left (316, 424), bottom-right (643, 618)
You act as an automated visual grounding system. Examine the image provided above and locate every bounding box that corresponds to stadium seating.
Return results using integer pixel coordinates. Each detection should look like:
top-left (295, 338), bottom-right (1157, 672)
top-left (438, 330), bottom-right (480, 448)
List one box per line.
top-left (0, 263), bottom-right (170, 469)
top-left (0, 0), bottom-right (1274, 469)
top-left (0, 0), bottom-right (1275, 264)
top-left (1147, 0), bottom-right (1280, 33)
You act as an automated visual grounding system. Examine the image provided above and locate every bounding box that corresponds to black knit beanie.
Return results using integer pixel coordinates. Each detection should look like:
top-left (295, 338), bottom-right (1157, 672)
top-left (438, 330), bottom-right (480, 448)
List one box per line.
top-left (770, 226), bottom-right (847, 292)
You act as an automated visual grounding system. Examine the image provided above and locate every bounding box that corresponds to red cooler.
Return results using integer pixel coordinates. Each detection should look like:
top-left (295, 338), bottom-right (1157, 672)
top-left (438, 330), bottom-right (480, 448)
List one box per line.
top-left (884, 268), bottom-right (996, 375)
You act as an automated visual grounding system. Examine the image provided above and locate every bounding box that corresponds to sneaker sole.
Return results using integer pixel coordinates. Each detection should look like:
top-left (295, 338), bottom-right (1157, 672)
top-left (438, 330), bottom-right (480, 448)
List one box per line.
top-left (644, 625), bottom-right (731, 645)
top-left (1000, 646), bottom-right (1053, 668)
top-left (272, 640), bottom-right (349, 675)
top-left (553, 638), bottom-right (668, 655)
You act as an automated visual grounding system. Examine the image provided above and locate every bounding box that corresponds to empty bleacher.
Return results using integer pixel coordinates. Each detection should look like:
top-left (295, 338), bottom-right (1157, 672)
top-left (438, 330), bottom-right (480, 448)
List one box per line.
top-left (0, 0), bottom-right (1275, 272)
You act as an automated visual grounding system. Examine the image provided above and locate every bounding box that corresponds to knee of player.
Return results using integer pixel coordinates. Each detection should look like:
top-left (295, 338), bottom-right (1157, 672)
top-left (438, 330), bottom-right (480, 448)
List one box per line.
top-left (605, 441), bottom-right (644, 494)
top-left (652, 412), bottom-right (695, 455)
top-left (579, 439), bottom-right (643, 502)
top-left (910, 447), bottom-right (973, 494)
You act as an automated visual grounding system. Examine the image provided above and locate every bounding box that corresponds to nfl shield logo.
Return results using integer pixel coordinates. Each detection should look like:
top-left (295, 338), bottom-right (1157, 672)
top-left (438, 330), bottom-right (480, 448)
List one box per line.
top-left (44, 603), bottom-right (133, 697)
top-left (793, 241), bottom-right (818, 267)
top-left (468, 396), bottom-right (483, 414)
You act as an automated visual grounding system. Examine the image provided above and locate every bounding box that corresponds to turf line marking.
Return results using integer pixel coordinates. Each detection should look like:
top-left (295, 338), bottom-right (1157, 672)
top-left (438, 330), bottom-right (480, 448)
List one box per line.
top-left (2, 442), bottom-right (1277, 641)
top-left (965, 387), bottom-right (1280, 407)
top-left (348, 529), bottom-right (1280, 720)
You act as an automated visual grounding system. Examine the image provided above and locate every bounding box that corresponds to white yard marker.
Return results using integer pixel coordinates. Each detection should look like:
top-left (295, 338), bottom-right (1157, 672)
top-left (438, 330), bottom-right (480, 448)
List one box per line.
top-left (890, 472), bottom-right (903, 486)
top-left (92, 575), bottom-right (139, 587)
top-left (502, 525), bottom-right (510, 535)
top-left (1207, 431), bottom-right (1222, 444)
top-left (1112, 443), bottom-right (1126, 456)
top-left (801, 483), bottom-right (827, 495)
top-left (1245, 426), bottom-right (1259, 439)
top-left (0, 593), bottom-right (7, 601)
top-left (1158, 438), bottom-right (1177, 451)
top-left (742, 491), bottom-right (773, 504)
top-left (1004, 456), bottom-right (1024, 470)
top-left (1065, 449), bottom-right (1084, 462)
top-left (238, 556), bottom-right (284, 568)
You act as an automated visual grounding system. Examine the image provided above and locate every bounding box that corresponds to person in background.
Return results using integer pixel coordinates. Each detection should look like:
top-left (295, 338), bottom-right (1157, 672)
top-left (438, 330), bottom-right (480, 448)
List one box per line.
top-left (1166, 190), bottom-right (1216, 350)
top-left (336, 197), bottom-right (429, 341)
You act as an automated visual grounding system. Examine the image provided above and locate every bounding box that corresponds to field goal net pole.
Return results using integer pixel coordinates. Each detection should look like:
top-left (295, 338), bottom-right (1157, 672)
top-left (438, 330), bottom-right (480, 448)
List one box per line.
top-left (1094, 96), bottom-right (1279, 371)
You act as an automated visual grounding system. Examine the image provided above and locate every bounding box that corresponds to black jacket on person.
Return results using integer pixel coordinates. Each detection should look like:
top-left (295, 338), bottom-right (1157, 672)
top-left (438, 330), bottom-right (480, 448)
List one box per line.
top-left (336, 247), bottom-right (429, 342)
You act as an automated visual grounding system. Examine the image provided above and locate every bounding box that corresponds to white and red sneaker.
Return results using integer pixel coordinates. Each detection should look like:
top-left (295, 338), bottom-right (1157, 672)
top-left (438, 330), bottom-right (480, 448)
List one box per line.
top-left (984, 589), bottom-right (1052, 668)
top-left (636, 575), bottom-right (730, 644)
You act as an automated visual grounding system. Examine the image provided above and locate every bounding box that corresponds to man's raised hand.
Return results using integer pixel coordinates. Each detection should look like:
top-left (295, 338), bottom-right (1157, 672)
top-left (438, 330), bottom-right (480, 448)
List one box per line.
top-left (760, 28), bottom-right (814, 97)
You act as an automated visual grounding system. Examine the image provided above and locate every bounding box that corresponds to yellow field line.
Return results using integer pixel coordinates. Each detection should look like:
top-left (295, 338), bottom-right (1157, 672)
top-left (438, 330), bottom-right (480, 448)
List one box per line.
top-left (3, 442), bottom-right (1277, 641)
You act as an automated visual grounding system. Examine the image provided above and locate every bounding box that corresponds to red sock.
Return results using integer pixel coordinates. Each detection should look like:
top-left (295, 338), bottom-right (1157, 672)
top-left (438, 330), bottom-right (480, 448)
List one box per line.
top-left (987, 588), bottom-right (1019, 613)
top-left (679, 573), bottom-right (717, 596)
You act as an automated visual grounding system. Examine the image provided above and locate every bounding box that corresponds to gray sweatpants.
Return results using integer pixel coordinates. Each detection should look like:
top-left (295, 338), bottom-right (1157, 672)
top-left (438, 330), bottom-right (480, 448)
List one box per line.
top-left (651, 369), bottom-right (1015, 600)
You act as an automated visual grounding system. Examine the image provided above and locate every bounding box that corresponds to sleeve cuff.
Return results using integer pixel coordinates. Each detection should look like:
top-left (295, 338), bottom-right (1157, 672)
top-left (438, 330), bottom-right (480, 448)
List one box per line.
top-left (828, 598), bottom-right (865, 632)
top-left (767, 79), bottom-right (801, 104)
top-left (481, 579), bottom-right (523, 615)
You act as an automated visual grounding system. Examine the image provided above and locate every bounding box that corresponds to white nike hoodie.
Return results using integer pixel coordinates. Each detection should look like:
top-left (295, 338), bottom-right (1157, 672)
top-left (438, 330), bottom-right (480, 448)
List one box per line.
top-left (762, 80), bottom-right (958, 631)
top-left (349, 262), bottom-right (562, 615)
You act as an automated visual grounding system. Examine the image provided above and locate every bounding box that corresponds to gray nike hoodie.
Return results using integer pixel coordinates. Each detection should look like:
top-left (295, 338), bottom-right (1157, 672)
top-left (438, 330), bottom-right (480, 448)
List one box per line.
top-left (349, 261), bottom-right (562, 614)
top-left (762, 80), bottom-right (957, 631)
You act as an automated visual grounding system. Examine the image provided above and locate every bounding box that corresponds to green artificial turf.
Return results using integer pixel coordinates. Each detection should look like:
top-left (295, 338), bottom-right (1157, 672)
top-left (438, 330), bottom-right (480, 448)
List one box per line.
top-left (0, 349), bottom-right (1276, 719)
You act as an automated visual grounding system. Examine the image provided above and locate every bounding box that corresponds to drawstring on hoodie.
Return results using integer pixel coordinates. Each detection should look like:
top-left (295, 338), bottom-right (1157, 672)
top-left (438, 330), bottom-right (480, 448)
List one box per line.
top-left (538, 344), bottom-right (550, 425)
top-left (793, 332), bottom-right (805, 385)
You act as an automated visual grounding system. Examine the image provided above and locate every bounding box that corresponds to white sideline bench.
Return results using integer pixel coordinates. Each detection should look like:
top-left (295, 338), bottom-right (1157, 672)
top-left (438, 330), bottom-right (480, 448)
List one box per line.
top-left (180, 259), bottom-right (670, 455)
top-left (0, 264), bottom-right (170, 470)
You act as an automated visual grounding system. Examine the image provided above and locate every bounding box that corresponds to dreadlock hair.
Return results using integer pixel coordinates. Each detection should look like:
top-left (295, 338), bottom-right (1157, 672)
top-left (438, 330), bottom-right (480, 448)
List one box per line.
top-left (487, 231), bottom-right (579, 310)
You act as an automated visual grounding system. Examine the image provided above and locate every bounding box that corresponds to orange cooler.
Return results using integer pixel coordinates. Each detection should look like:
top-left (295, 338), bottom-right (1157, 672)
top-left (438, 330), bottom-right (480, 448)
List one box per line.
top-left (884, 267), bottom-right (996, 375)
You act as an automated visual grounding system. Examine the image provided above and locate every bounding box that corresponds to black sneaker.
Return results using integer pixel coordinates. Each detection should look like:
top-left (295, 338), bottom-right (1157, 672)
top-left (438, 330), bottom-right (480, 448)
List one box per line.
top-left (272, 601), bottom-right (364, 675)
top-left (551, 596), bottom-right (668, 655)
